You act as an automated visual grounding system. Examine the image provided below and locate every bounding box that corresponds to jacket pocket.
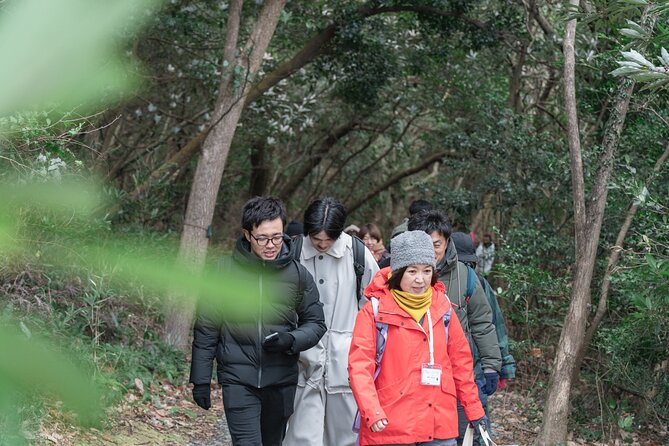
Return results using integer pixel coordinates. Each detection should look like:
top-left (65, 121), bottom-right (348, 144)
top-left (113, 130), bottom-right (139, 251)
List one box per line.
top-left (441, 374), bottom-right (457, 397)
top-left (324, 329), bottom-right (353, 393)
top-left (376, 378), bottom-right (407, 408)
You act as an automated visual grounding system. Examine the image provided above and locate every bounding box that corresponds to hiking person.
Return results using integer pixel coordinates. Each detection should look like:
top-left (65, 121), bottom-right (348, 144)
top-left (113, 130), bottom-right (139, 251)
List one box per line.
top-left (189, 196), bottom-right (326, 446)
top-left (475, 233), bottom-right (496, 275)
top-left (285, 220), bottom-right (304, 238)
top-left (391, 199), bottom-right (433, 238)
top-left (408, 210), bottom-right (501, 446)
top-left (344, 224), bottom-right (361, 238)
top-left (451, 231), bottom-right (517, 437)
top-left (348, 230), bottom-right (486, 445)
top-left (358, 223), bottom-right (391, 266)
top-left (283, 197), bottom-right (379, 446)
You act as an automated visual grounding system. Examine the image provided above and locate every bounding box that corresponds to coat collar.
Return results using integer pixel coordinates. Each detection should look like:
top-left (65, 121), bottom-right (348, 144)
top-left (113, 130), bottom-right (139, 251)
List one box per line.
top-left (301, 232), bottom-right (349, 260)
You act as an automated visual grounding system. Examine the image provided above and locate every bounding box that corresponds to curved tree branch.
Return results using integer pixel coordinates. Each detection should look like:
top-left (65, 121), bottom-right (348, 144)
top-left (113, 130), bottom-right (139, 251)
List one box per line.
top-left (346, 149), bottom-right (459, 214)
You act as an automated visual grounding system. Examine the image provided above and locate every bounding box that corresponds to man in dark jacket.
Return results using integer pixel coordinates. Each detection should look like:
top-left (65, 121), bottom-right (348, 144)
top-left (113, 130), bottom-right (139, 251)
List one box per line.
top-left (451, 231), bottom-right (517, 443)
top-left (408, 210), bottom-right (501, 446)
top-left (190, 196), bottom-right (326, 446)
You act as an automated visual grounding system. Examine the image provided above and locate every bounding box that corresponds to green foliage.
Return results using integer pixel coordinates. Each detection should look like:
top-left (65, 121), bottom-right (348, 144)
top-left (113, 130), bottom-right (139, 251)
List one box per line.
top-left (0, 276), bottom-right (189, 443)
top-left (597, 250), bottom-right (669, 420)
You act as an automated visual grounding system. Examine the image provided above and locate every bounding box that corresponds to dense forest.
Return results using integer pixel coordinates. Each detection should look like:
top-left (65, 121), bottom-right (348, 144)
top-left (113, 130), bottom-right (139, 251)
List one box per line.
top-left (1, 0), bottom-right (668, 445)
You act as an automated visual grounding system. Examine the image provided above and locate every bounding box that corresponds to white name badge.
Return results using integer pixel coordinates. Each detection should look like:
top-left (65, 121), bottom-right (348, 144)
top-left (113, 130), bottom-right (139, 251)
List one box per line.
top-left (421, 363), bottom-right (442, 386)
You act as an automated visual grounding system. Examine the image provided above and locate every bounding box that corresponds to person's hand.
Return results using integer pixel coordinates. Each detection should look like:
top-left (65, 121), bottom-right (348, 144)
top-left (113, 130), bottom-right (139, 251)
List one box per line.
top-left (192, 384), bottom-right (211, 410)
top-left (498, 378), bottom-right (509, 390)
top-left (262, 332), bottom-right (295, 353)
top-left (470, 415), bottom-right (488, 433)
top-left (371, 418), bottom-right (388, 432)
top-left (482, 371), bottom-right (499, 395)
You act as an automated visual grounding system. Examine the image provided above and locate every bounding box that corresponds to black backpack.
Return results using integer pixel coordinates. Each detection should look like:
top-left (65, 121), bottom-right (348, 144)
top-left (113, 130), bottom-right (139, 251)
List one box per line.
top-left (291, 235), bottom-right (366, 301)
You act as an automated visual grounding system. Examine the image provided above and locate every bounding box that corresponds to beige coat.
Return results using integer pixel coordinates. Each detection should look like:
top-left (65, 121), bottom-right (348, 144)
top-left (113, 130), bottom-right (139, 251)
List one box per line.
top-left (296, 232), bottom-right (379, 393)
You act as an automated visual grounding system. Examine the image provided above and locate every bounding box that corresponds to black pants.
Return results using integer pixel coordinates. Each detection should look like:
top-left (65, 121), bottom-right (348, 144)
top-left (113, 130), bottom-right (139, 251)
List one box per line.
top-left (222, 383), bottom-right (296, 446)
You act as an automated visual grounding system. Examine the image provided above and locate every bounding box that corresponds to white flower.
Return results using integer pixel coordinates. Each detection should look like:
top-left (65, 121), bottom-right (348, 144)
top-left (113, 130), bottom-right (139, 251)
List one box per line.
top-left (266, 136), bottom-right (276, 145)
top-left (36, 154), bottom-right (47, 163)
top-left (147, 103), bottom-right (158, 112)
top-left (167, 64), bottom-right (175, 72)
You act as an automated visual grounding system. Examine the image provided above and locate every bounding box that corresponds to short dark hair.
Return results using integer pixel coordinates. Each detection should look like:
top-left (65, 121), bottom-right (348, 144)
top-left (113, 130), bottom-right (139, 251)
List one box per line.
top-left (409, 199), bottom-right (433, 216)
top-left (407, 209), bottom-right (452, 239)
top-left (303, 197), bottom-right (347, 239)
top-left (241, 196), bottom-right (287, 232)
top-left (358, 223), bottom-right (383, 241)
top-left (387, 266), bottom-right (439, 290)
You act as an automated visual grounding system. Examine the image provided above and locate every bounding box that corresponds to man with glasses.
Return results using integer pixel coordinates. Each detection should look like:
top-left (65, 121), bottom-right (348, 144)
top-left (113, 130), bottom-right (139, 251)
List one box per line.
top-left (283, 197), bottom-right (379, 446)
top-left (190, 196), bottom-right (326, 446)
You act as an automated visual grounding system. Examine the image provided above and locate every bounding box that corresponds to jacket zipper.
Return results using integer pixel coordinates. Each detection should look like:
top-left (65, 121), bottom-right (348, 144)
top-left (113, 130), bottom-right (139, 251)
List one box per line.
top-left (257, 269), bottom-right (263, 388)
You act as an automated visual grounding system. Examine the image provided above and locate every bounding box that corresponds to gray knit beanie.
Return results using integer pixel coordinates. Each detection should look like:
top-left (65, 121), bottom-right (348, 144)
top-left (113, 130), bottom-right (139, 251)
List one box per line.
top-left (390, 230), bottom-right (436, 273)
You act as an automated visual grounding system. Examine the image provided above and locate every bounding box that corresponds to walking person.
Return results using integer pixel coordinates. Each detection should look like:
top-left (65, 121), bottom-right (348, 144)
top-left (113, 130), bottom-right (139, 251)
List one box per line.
top-left (408, 211), bottom-right (501, 446)
top-left (359, 223), bottom-right (391, 266)
top-left (348, 230), bottom-right (486, 445)
top-left (190, 196), bottom-right (326, 446)
top-left (475, 234), bottom-right (495, 276)
top-left (283, 197), bottom-right (379, 446)
top-left (451, 231), bottom-right (517, 440)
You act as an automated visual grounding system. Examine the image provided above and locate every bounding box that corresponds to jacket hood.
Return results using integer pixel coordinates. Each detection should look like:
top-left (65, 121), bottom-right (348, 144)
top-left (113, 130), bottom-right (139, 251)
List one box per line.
top-left (232, 234), bottom-right (295, 269)
top-left (364, 266), bottom-right (446, 301)
top-left (435, 237), bottom-right (458, 276)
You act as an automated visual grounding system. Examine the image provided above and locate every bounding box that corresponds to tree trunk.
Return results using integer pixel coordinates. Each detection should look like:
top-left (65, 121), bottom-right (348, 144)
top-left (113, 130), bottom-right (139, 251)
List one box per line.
top-left (249, 140), bottom-right (269, 197)
top-left (509, 42), bottom-right (527, 113)
top-left (163, 0), bottom-right (287, 348)
top-left (535, 4), bottom-right (653, 443)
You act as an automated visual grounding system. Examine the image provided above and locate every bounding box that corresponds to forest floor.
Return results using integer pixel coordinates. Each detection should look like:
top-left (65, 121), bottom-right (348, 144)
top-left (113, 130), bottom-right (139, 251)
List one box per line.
top-left (32, 380), bottom-right (665, 446)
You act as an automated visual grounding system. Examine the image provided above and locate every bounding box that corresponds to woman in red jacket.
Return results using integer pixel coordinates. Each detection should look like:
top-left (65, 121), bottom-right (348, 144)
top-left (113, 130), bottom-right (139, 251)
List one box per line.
top-left (348, 230), bottom-right (486, 445)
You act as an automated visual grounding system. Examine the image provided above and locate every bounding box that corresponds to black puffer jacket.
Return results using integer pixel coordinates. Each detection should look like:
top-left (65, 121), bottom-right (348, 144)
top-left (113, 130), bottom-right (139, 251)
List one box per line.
top-left (190, 235), bottom-right (326, 388)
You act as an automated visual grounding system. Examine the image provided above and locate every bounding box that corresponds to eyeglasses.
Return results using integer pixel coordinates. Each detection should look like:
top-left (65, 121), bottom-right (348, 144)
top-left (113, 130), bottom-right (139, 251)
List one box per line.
top-left (249, 233), bottom-right (284, 246)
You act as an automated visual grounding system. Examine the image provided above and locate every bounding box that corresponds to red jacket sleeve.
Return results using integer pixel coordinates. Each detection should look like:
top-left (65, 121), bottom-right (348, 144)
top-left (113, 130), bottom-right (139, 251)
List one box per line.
top-left (447, 311), bottom-right (485, 421)
top-left (348, 302), bottom-right (388, 429)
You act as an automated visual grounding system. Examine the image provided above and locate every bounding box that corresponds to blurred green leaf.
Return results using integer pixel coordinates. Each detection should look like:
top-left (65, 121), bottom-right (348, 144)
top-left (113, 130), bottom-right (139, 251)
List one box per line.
top-left (0, 0), bottom-right (161, 116)
top-left (0, 326), bottom-right (103, 427)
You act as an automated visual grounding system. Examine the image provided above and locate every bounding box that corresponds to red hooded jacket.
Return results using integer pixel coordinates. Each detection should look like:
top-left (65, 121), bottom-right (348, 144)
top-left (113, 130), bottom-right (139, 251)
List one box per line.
top-left (348, 267), bottom-right (484, 445)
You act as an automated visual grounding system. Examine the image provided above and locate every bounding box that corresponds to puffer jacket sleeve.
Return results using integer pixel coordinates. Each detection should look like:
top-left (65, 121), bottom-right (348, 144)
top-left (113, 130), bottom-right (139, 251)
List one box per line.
top-left (289, 265), bottom-right (326, 353)
top-left (447, 311), bottom-right (486, 421)
top-left (348, 302), bottom-right (387, 429)
top-left (466, 269), bottom-right (502, 373)
top-left (189, 304), bottom-right (220, 386)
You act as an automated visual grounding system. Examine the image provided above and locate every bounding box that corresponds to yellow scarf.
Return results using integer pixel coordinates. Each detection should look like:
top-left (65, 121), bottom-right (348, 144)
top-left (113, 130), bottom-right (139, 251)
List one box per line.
top-left (390, 287), bottom-right (433, 322)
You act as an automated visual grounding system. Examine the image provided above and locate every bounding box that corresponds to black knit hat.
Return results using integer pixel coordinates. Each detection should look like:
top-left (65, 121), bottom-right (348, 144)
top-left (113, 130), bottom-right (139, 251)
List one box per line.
top-left (451, 232), bottom-right (477, 263)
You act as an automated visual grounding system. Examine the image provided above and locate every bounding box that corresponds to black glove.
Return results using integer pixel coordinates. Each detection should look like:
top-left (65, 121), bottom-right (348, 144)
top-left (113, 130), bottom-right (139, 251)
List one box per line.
top-left (482, 371), bottom-right (499, 395)
top-left (192, 383), bottom-right (211, 410)
top-left (262, 332), bottom-right (295, 353)
top-left (470, 415), bottom-right (489, 432)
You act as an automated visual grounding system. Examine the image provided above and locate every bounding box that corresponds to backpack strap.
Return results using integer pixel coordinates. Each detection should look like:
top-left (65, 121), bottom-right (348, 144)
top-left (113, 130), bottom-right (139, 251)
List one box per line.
top-left (353, 297), bottom-right (387, 434)
top-left (442, 308), bottom-right (452, 345)
top-left (351, 235), bottom-right (366, 302)
top-left (464, 264), bottom-right (477, 305)
top-left (371, 297), bottom-right (388, 379)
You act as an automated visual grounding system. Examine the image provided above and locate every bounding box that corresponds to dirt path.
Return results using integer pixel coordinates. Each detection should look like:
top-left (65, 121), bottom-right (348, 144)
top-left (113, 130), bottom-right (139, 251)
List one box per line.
top-left (36, 383), bottom-right (659, 445)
